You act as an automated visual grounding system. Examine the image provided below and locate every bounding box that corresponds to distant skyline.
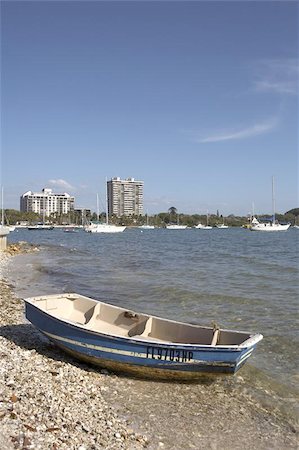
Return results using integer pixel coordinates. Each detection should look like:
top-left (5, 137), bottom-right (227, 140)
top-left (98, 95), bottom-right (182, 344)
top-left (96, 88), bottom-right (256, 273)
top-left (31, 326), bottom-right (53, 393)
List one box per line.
top-left (1, 1), bottom-right (298, 216)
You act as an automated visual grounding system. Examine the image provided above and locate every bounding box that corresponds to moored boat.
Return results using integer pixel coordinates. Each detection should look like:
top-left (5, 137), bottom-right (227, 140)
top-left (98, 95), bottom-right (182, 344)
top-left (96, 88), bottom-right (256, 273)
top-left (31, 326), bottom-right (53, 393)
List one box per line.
top-left (251, 177), bottom-right (291, 232)
top-left (24, 293), bottom-right (263, 380)
top-left (138, 225), bottom-right (155, 229)
top-left (216, 223), bottom-right (229, 229)
top-left (251, 217), bottom-right (290, 232)
top-left (166, 224), bottom-right (187, 230)
top-left (195, 212), bottom-right (212, 229)
top-left (84, 189), bottom-right (126, 233)
top-left (28, 224), bottom-right (54, 230)
top-left (84, 223), bottom-right (126, 233)
top-left (194, 223), bottom-right (212, 230)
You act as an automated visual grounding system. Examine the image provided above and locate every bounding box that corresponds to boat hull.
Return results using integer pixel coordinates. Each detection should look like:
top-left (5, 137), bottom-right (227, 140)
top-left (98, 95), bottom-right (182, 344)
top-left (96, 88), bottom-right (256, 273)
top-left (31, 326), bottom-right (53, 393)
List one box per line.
top-left (84, 224), bottom-right (126, 233)
top-left (194, 225), bottom-right (212, 230)
top-left (251, 223), bottom-right (290, 232)
top-left (25, 302), bottom-right (258, 380)
top-left (28, 225), bottom-right (54, 230)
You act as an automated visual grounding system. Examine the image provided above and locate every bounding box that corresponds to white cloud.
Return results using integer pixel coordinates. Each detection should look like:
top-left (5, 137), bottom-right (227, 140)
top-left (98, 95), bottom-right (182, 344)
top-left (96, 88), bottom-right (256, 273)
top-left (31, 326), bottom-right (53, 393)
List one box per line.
top-left (197, 118), bottom-right (278, 143)
top-left (48, 179), bottom-right (75, 191)
top-left (253, 58), bottom-right (298, 95)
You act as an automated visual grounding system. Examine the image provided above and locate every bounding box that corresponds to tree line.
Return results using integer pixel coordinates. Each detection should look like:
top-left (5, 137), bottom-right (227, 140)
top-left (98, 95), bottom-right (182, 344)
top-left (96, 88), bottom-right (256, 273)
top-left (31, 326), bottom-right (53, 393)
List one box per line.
top-left (3, 207), bottom-right (298, 227)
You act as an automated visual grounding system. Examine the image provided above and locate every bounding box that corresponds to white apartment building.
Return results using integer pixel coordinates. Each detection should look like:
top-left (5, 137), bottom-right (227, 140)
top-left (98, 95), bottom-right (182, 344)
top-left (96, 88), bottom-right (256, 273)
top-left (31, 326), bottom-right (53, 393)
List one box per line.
top-left (107, 177), bottom-right (144, 217)
top-left (20, 188), bottom-right (75, 216)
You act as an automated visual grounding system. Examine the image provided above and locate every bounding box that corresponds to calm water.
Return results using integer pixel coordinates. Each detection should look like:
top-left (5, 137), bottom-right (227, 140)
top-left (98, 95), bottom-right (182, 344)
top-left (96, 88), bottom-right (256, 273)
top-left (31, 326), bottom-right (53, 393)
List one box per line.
top-left (5, 227), bottom-right (299, 416)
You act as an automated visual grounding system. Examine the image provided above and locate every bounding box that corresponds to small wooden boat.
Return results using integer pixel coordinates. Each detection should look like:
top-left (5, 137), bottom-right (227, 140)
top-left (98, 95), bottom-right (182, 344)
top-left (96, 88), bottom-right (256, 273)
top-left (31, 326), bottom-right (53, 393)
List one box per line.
top-left (24, 293), bottom-right (263, 380)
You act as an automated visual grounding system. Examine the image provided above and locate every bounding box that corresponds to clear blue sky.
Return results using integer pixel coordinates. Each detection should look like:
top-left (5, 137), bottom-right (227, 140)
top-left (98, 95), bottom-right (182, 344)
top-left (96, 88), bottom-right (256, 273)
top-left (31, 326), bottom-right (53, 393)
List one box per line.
top-left (1, 0), bottom-right (298, 216)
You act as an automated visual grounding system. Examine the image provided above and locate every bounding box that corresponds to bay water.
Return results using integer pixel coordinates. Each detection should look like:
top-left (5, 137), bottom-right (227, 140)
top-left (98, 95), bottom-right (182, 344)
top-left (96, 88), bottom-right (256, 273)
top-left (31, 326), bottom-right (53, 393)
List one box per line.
top-left (5, 226), bottom-right (299, 420)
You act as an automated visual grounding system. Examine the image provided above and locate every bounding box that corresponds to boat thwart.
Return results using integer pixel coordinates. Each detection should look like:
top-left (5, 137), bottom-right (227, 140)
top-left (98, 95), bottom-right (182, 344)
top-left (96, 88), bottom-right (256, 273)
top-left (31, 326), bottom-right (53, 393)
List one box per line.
top-left (24, 293), bottom-right (263, 380)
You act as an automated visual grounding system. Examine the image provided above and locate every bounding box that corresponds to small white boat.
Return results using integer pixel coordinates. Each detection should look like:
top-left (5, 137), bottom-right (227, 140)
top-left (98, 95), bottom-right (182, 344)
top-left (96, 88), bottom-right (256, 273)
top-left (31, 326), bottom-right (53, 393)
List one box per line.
top-left (195, 212), bottom-right (212, 229)
top-left (166, 224), bottom-right (187, 230)
top-left (85, 223), bottom-right (126, 233)
top-left (0, 225), bottom-right (10, 236)
top-left (138, 214), bottom-right (155, 229)
top-left (194, 223), bottom-right (212, 230)
top-left (139, 225), bottom-right (155, 229)
top-left (1, 188), bottom-right (16, 233)
top-left (216, 224), bottom-right (229, 229)
top-left (24, 292), bottom-right (263, 380)
top-left (166, 210), bottom-right (187, 229)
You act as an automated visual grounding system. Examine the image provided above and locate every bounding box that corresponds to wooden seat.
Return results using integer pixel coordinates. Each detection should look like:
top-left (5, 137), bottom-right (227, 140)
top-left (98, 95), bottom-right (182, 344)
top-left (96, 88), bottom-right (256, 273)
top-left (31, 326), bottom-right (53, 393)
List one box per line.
top-left (211, 329), bottom-right (220, 346)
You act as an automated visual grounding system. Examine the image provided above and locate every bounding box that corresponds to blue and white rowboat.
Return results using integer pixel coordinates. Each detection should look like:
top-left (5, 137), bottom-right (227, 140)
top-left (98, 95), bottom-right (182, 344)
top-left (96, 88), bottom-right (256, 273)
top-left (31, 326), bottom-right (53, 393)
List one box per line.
top-left (24, 293), bottom-right (263, 380)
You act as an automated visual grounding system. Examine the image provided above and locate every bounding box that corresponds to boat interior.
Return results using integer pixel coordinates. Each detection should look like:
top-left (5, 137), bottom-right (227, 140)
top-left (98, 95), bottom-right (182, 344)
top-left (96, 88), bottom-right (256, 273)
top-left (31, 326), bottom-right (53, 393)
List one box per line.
top-left (27, 293), bottom-right (252, 346)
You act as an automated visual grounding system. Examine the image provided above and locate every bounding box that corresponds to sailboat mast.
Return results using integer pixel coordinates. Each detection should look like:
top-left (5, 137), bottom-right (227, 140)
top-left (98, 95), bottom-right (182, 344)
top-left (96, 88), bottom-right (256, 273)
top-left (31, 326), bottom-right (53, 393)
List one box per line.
top-left (105, 178), bottom-right (109, 225)
top-left (1, 187), bottom-right (4, 226)
top-left (272, 176), bottom-right (275, 224)
top-left (96, 194), bottom-right (100, 221)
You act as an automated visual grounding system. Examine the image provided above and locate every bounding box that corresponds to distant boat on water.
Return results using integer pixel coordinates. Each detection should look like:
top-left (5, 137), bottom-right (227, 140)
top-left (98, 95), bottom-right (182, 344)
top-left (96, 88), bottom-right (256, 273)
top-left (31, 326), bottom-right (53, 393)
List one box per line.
top-left (251, 217), bottom-right (290, 232)
top-left (85, 223), bottom-right (126, 233)
top-left (139, 224), bottom-right (155, 230)
top-left (216, 223), bottom-right (229, 229)
top-left (251, 177), bottom-right (291, 232)
top-left (0, 187), bottom-right (14, 234)
top-left (138, 214), bottom-right (155, 229)
top-left (84, 189), bottom-right (126, 234)
top-left (166, 211), bottom-right (187, 229)
top-left (166, 224), bottom-right (187, 230)
top-left (195, 212), bottom-right (212, 229)
top-left (28, 224), bottom-right (54, 230)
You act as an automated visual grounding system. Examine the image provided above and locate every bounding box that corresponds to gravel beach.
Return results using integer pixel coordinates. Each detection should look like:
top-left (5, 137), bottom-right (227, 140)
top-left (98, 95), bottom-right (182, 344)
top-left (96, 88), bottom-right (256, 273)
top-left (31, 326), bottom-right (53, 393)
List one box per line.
top-left (0, 243), bottom-right (298, 449)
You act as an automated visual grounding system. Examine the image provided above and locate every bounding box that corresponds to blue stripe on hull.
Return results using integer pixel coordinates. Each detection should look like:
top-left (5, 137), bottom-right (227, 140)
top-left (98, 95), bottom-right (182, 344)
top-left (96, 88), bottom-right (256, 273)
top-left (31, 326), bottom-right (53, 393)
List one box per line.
top-left (55, 342), bottom-right (236, 380)
top-left (26, 304), bottom-right (251, 378)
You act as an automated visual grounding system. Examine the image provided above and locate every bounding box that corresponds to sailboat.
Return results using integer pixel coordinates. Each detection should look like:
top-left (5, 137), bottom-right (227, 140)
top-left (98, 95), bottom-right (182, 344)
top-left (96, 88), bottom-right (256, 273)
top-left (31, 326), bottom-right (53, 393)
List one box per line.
top-left (195, 212), bottom-right (212, 229)
top-left (293, 217), bottom-right (299, 229)
top-left (28, 211), bottom-right (54, 230)
top-left (0, 187), bottom-right (10, 235)
top-left (28, 223), bottom-right (54, 230)
top-left (84, 188), bottom-right (126, 234)
top-left (216, 223), bottom-right (229, 229)
top-left (0, 187), bottom-right (16, 232)
top-left (166, 212), bottom-right (187, 229)
top-left (138, 213), bottom-right (155, 229)
top-left (251, 177), bottom-right (291, 232)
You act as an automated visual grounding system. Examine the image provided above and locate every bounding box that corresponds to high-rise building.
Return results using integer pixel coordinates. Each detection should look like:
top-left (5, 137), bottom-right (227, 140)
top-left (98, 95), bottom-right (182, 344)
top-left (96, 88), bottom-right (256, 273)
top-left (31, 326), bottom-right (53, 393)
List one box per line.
top-left (107, 177), bottom-right (144, 217)
top-left (20, 188), bottom-right (75, 216)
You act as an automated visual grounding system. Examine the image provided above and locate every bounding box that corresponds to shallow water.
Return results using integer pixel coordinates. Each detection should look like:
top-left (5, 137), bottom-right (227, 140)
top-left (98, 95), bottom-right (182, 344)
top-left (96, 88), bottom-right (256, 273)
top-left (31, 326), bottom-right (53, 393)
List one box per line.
top-left (5, 227), bottom-right (299, 418)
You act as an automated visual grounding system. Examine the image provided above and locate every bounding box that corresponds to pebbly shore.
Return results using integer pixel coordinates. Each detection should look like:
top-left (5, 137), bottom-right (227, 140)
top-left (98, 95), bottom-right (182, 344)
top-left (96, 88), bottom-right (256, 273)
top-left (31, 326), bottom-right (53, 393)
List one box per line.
top-left (0, 244), bottom-right (147, 450)
top-left (0, 243), bottom-right (298, 449)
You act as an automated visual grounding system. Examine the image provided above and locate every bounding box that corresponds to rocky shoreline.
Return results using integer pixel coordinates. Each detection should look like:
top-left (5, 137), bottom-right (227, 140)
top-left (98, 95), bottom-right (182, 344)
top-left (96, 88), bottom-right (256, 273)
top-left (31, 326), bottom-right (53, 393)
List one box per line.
top-left (0, 243), bottom-right (298, 449)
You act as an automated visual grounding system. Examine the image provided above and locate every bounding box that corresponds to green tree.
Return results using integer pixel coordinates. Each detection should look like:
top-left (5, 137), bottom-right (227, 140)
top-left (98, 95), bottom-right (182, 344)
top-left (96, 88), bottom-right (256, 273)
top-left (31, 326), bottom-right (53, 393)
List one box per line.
top-left (168, 206), bottom-right (177, 215)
